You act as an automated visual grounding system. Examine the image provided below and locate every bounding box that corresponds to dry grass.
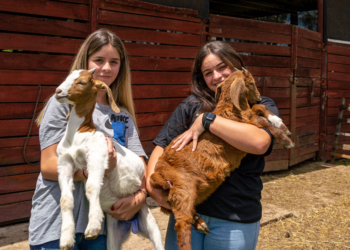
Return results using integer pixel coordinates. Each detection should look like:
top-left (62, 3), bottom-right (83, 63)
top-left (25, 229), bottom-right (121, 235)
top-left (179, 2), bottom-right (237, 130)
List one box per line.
top-left (257, 161), bottom-right (350, 249)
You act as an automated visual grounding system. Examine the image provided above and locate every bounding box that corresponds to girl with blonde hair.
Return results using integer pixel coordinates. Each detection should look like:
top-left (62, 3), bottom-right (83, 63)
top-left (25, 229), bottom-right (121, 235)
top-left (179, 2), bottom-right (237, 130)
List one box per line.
top-left (29, 29), bottom-right (147, 250)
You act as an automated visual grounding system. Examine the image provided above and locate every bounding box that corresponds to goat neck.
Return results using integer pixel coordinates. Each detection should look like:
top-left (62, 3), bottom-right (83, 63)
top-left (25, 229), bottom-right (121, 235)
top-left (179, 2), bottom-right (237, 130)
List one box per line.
top-left (74, 98), bottom-right (97, 133)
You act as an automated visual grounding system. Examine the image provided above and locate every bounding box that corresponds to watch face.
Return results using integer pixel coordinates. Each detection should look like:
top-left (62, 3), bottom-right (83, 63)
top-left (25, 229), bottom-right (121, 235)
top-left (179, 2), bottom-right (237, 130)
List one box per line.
top-left (207, 113), bottom-right (216, 121)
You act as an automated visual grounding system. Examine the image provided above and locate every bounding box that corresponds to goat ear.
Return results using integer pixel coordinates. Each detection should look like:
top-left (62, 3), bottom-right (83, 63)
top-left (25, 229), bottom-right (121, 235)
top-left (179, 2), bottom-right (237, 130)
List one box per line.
top-left (94, 80), bottom-right (120, 114)
top-left (230, 77), bottom-right (246, 111)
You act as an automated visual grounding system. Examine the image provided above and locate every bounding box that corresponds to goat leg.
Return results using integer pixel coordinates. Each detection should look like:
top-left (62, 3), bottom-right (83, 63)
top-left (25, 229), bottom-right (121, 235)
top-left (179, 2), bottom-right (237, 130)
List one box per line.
top-left (247, 116), bottom-right (294, 149)
top-left (57, 154), bottom-right (76, 250)
top-left (84, 154), bottom-right (106, 240)
top-left (251, 104), bottom-right (291, 135)
top-left (192, 214), bottom-right (209, 235)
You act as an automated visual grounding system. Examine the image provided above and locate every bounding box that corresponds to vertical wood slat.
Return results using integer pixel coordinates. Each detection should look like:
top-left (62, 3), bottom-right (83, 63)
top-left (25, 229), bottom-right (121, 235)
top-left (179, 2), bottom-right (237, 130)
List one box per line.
top-left (331, 98), bottom-right (346, 163)
top-left (289, 25), bottom-right (298, 165)
top-left (90, 0), bottom-right (99, 33)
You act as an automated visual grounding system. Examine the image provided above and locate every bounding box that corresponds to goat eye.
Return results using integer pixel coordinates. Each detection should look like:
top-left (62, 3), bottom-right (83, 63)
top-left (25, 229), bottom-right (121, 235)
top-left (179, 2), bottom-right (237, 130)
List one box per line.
top-left (77, 82), bottom-right (86, 86)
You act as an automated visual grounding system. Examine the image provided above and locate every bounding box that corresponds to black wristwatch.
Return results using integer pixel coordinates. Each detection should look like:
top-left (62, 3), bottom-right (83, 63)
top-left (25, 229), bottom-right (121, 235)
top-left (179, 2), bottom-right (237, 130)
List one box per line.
top-left (202, 112), bottom-right (216, 131)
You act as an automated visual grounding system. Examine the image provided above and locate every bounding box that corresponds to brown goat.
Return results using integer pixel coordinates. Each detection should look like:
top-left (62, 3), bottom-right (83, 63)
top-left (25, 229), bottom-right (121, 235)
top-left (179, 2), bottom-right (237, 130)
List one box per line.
top-left (150, 69), bottom-right (294, 250)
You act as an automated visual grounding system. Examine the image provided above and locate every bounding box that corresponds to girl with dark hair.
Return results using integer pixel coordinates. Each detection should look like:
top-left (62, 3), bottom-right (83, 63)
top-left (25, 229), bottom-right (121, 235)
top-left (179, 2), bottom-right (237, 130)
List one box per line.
top-left (29, 29), bottom-right (147, 250)
top-left (146, 41), bottom-right (279, 250)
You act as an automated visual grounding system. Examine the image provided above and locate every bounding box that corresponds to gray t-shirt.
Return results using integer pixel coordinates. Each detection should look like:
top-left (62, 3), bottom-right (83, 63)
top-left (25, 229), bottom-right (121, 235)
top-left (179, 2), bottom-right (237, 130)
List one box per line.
top-left (29, 97), bottom-right (146, 245)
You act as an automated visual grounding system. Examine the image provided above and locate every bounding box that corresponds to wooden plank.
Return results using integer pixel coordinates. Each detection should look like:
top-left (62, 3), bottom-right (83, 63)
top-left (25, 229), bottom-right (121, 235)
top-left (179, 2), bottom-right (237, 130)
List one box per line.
top-left (0, 146), bottom-right (40, 165)
top-left (328, 81), bottom-right (350, 90)
top-left (326, 44), bottom-right (350, 57)
top-left (333, 144), bottom-right (350, 150)
top-left (139, 126), bottom-right (162, 141)
top-left (298, 57), bottom-right (321, 69)
top-left (0, 53), bottom-right (73, 71)
top-left (0, 70), bottom-right (67, 86)
top-left (246, 67), bottom-right (293, 77)
top-left (134, 98), bottom-right (182, 113)
top-left (107, 0), bottom-right (198, 16)
top-left (296, 114), bottom-right (320, 128)
top-left (0, 164), bottom-right (40, 177)
top-left (99, 1), bottom-right (201, 23)
top-left (295, 143), bottom-right (319, 158)
top-left (0, 0), bottom-right (89, 20)
top-left (227, 42), bottom-right (290, 56)
top-left (0, 33), bottom-right (83, 54)
top-left (0, 173), bottom-right (39, 194)
top-left (297, 27), bottom-right (322, 41)
top-left (328, 98), bottom-right (350, 107)
top-left (57, 0), bottom-right (89, 3)
top-left (210, 15), bottom-right (292, 35)
top-left (124, 42), bottom-right (199, 58)
top-left (297, 97), bottom-right (320, 107)
top-left (0, 191), bottom-right (35, 205)
top-left (297, 47), bottom-right (322, 60)
top-left (141, 141), bottom-right (155, 155)
top-left (0, 86), bottom-right (55, 103)
top-left (0, 13), bottom-right (88, 38)
top-left (132, 85), bottom-right (191, 99)
top-left (209, 26), bottom-right (291, 45)
top-left (296, 124), bottom-right (319, 137)
top-left (0, 200), bottom-right (32, 224)
top-left (327, 124), bottom-right (350, 134)
top-left (289, 152), bottom-right (316, 166)
top-left (129, 57), bottom-right (192, 71)
top-left (264, 149), bottom-right (289, 162)
top-left (263, 160), bottom-right (289, 172)
top-left (136, 112), bottom-right (172, 128)
top-left (0, 103), bottom-right (44, 120)
top-left (257, 78), bottom-right (291, 88)
top-left (296, 134), bottom-right (319, 147)
top-left (298, 37), bottom-right (322, 50)
top-left (99, 10), bottom-right (201, 34)
top-left (327, 107), bottom-right (347, 117)
top-left (274, 98), bottom-right (291, 109)
top-left (328, 63), bottom-right (350, 74)
top-left (327, 89), bottom-right (350, 98)
top-left (101, 25), bottom-right (201, 47)
top-left (328, 54), bottom-right (350, 65)
top-left (0, 137), bottom-right (39, 148)
top-left (0, 120), bottom-right (39, 138)
top-left (131, 72), bottom-right (191, 85)
top-left (296, 106), bottom-right (320, 118)
top-left (331, 152), bottom-right (350, 159)
top-left (241, 55), bottom-right (290, 68)
top-left (1, 0), bottom-right (89, 20)
top-left (335, 132), bottom-right (350, 137)
top-left (295, 68), bottom-right (321, 78)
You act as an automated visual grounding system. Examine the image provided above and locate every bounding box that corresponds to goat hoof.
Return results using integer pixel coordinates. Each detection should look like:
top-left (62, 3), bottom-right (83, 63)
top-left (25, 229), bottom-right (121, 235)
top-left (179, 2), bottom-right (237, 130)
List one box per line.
top-left (284, 142), bottom-right (295, 149)
top-left (85, 229), bottom-right (100, 240)
top-left (284, 130), bottom-right (291, 136)
top-left (199, 222), bottom-right (210, 235)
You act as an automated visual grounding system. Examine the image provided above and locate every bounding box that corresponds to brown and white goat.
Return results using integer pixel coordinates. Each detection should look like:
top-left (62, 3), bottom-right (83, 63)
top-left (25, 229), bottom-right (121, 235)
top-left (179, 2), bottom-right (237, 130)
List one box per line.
top-left (150, 69), bottom-right (294, 250)
top-left (55, 69), bottom-right (164, 250)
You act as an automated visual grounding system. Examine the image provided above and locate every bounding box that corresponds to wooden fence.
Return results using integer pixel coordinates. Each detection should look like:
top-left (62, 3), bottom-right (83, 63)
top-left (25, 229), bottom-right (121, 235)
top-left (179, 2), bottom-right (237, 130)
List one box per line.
top-left (0, 0), bottom-right (339, 224)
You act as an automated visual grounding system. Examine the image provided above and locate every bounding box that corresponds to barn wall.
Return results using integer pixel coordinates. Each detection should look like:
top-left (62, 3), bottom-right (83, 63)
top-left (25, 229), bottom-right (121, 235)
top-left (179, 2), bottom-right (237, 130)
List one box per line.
top-left (0, 0), bottom-right (325, 225)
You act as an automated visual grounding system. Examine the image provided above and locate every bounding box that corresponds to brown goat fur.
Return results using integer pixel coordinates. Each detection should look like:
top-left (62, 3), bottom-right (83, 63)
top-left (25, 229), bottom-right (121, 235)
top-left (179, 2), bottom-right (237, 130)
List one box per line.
top-left (150, 69), bottom-right (294, 250)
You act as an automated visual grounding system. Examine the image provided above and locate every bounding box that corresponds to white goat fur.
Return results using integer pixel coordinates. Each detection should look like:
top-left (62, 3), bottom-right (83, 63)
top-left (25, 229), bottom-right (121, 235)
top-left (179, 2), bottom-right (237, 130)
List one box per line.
top-left (55, 69), bottom-right (164, 250)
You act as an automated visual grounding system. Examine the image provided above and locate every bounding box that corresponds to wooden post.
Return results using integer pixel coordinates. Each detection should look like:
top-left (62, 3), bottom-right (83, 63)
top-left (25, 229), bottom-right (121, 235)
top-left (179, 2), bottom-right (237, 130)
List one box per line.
top-left (318, 0), bottom-right (324, 36)
top-left (89, 0), bottom-right (99, 34)
top-left (289, 26), bottom-right (298, 166)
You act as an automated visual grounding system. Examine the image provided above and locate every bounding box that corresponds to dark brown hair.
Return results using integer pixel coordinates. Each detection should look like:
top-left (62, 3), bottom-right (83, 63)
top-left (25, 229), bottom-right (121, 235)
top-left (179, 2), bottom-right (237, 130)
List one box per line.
top-left (191, 41), bottom-right (245, 112)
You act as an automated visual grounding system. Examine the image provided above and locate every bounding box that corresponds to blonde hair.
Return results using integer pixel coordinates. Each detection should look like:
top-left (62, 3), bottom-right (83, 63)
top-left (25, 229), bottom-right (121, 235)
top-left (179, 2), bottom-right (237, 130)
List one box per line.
top-left (36, 29), bottom-right (138, 132)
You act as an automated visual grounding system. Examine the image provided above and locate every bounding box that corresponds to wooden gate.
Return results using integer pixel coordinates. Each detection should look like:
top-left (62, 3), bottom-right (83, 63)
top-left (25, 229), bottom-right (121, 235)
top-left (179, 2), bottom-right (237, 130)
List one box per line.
top-left (209, 15), bottom-right (322, 171)
top-left (324, 42), bottom-right (350, 160)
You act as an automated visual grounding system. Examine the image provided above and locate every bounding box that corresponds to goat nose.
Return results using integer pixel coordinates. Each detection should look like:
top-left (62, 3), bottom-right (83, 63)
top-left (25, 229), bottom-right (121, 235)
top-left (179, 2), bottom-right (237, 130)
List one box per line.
top-left (55, 88), bottom-right (62, 94)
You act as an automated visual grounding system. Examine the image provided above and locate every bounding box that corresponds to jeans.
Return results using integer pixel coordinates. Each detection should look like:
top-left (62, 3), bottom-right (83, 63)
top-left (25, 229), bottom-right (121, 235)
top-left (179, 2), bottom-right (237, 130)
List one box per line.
top-left (165, 214), bottom-right (260, 250)
top-left (29, 233), bottom-right (107, 250)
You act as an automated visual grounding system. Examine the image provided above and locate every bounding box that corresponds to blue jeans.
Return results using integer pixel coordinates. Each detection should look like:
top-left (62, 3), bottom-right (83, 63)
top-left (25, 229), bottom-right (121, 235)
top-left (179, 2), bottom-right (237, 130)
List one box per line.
top-left (29, 233), bottom-right (107, 250)
top-left (165, 214), bottom-right (260, 250)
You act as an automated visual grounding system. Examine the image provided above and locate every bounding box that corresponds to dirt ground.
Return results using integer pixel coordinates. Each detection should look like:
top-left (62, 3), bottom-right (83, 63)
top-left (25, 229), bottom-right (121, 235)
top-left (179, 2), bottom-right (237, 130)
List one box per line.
top-left (1, 160), bottom-right (350, 250)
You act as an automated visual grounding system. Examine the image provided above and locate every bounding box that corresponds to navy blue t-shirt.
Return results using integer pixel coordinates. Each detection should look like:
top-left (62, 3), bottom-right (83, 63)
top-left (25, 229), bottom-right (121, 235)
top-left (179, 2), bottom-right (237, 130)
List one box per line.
top-left (153, 94), bottom-right (279, 223)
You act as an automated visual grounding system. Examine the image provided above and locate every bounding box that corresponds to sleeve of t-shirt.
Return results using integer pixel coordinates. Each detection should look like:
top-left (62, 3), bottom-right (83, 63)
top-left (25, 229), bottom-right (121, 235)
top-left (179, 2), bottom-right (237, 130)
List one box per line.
top-left (126, 116), bottom-right (147, 158)
top-left (259, 96), bottom-right (279, 157)
top-left (153, 103), bottom-right (190, 149)
top-left (39, 96), bottom-right (69, 151)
